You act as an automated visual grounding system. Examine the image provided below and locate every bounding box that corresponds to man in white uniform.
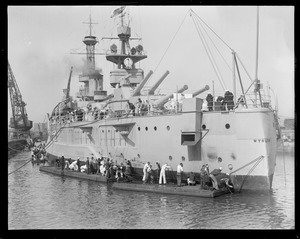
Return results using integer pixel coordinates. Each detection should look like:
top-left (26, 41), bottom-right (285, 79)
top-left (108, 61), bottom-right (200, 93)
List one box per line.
top-left (142, 162), bottom-right (150, 183)
top-left (159, 163), bottom-right (171, 185)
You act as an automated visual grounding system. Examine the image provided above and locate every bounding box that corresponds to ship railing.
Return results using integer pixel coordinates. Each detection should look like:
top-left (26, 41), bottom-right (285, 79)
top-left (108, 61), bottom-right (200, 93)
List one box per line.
top-left (50, 105), bottom-right (185, 126)
top-left (234, 92), bottom-right (273, 110)
top-left (208, 91), bottom-right (273, 111)
top-left (106, 49), bottom-right (147, 56)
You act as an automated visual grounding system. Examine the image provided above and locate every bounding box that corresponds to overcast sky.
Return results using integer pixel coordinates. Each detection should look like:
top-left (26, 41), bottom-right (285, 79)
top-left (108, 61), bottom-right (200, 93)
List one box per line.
top-left (8, 6), bottom-right (294, 124)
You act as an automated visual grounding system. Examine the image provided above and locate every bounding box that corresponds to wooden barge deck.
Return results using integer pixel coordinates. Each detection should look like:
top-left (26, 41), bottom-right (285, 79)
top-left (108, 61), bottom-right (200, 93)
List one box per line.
top-left (39, 166), bottom-right (115, 183)
top-left (112, 182), bottom-right (231, 198)
top-left (39, 166), bottom-right (232, 198)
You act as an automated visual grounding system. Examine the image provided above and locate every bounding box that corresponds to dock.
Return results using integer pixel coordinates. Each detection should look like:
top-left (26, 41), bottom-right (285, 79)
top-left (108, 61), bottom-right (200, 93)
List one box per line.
top-left (39, 166), bottom-right (115, 183)
top-left (112, 181), bottom-right (231, 198)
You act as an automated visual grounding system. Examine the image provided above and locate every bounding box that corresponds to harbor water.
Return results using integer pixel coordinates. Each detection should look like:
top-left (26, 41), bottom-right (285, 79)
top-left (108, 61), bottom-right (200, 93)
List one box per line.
top-left (8, 149), bottom-right (294, 229)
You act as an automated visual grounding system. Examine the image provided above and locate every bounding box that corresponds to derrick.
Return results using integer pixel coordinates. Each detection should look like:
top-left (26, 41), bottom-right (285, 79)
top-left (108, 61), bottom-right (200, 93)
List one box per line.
top-left (8, 61), bottom-right (32, 134)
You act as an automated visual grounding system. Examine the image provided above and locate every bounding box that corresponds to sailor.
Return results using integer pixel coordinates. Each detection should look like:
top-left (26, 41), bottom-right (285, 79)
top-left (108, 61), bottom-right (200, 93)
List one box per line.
top-left (201, 100), bottom-right (208, 112)
top-left (206, 92), bottom-right (214, 111)
top-left (76, 157), bottom-right (81, 172)
top-left (209, 167), bottom-right (222, 190)
top-left (125, 159), bottom-right (132, 176)
top-left (60, 155), bottom-right (65, 171)
top-left (86, 157), bottom-right (90, 174)
top-left (80, 164), bottom-right (87, 173)
top-left (142, 162), bottom-right (150, 184)
top-left (187, 172), bottom-right (196, 186)
top-left (105, 158), bottom-right (111, 178)
top-left (69, 160), bottom-right (78, 171)
top-left (147, 164), bottom-right (154, 184)
top-left (100, 161), bottom-right (106, 176)
top-left (156, 161), bottom-right (161, 183)
top-left (223, 90), bottom-right (234, 110)
top-left (176, 163), bottom-right (184, 186)
top-left (200, 165), bottom-right (206, 188)
top-left (90, 157), bottom-right (96, 174)
top-left (65, 158), bottom-right (71, 170)
top-left (159, 163), bottom-right (171, 185)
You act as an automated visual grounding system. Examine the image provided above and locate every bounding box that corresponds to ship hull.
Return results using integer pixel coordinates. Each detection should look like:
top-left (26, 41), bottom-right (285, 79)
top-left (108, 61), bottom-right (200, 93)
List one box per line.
top-left (46, 100), bottom-right (278, 191)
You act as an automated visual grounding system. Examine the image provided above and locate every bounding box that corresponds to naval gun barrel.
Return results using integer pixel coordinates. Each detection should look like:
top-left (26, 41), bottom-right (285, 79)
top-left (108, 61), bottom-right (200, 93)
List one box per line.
top-left (148, 70), bottom-right (170, 95)
top-left (132, 70), bottom-right (153, 97)
top-left (155, 85), bottom-right (188, 109)
top-left (192, 85), bottom-right (210, 97)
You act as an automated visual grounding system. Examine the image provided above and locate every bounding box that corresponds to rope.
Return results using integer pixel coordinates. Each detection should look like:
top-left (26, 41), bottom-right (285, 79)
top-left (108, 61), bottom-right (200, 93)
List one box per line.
top-left (143, 9), bottom-right (189, 90)
top-left (8, 158), bottom-right (33, 176)
top-left (190, 9), bottom-right (233, 52)
top-left (229, 155), bottom-right (264, 175)
top-left (237, 156), bottom-right (264, 192)
top-left (195, 14), bottom-right (233, 75)
top-left (190, 12), bottom-right (226, 90)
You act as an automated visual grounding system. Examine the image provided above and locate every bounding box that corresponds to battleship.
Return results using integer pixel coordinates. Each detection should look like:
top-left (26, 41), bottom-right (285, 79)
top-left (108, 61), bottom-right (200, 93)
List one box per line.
top-left (45, 7), bottom-right (281, 191)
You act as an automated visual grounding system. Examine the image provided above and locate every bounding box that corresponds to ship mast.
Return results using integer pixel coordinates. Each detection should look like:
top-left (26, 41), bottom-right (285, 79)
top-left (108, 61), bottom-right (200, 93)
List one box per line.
top-left (105, 6), bottom-right (147, 88)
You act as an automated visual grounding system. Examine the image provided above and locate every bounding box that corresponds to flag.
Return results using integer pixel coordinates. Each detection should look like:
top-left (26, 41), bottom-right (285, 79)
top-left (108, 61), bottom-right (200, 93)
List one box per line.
top-left (111, 6), bottom-right (126, 18)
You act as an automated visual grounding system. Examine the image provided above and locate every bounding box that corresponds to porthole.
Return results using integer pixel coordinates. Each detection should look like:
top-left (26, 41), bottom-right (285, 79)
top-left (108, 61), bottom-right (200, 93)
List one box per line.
top-left (225, 123), bottom-right (230, 129)
top-left (108, 130), bottom-right (110, 132)
top-left (154, 126), bottom-right (157, 131)
top-left (181, 156), bottom-right (185, 161)
top-left (218, 157), bottom-right (222, 162)
top-left (145, 127), bottom-right (148, 131)
top-left (137, 154), bottom-right (140, 158)
top-left (202, 124), bottom-right (206, 130)
top-left (169, 155), bottom-right (172, 160)
top-left (167, 125), bottom-right (170, 131)
top-left (228, 164), bottom-right (233, 170)
top-left (138, 127), bottom-right (141, 131)
top-left (102, 130), bottom-right (104, 133)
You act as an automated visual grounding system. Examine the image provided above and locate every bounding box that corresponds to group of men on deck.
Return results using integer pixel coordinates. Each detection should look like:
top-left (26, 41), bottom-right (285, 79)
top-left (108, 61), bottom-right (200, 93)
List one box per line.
top-left (206, 90), bottom-right (235, 111)
top-left (142, 161), bottom-right (233, 190)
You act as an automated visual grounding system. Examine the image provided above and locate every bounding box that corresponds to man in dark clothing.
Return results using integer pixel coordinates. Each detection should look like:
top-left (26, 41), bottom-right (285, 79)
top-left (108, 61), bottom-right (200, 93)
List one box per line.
top-left (206, 93), bottom-right (214, 111)
top-left (156, 161), bottom-right (161, 183)
top-left (60, 155), bottom-right (65, 171)
top-left (77, 157), bottom-right (81, 172)
top-left (86, 157), bottom-right (90, 174)
top-left (224, 90), bottom-right (234, 110)
top-left (209, 167), bottom-right (223, 190)
top-left (105, 158), bottom-right (111, 178)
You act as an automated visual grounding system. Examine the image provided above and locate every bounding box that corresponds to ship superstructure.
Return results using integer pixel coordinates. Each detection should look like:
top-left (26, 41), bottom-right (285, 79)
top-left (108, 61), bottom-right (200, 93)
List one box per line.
top-left (46, 7), bottom-right (280, 191)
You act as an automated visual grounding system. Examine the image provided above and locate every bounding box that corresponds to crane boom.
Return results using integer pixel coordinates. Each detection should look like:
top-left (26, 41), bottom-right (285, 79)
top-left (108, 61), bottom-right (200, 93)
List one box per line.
top-left (66, 66), bottom-right (73, 99)
top-left (8, 61), bottom-right (32, 132)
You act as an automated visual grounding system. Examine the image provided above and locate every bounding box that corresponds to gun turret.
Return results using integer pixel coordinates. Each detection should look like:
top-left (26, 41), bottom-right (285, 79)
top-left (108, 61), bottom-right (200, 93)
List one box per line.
top-left (154, 85), bottom-right (188, 109)
top-left (192, 85), bottom-right (210, 97)
top-left (148, 70), bottom-right (170, 95)
top-left (132, 70), bottom-right (153, 97)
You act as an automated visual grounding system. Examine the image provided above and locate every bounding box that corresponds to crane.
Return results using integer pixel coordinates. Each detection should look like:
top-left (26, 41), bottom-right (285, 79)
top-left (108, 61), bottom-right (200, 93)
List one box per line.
top-left (8, 61), bottom-right (32, 137)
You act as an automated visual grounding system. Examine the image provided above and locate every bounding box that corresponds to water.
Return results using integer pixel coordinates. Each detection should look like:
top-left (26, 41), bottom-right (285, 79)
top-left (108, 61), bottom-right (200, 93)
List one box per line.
top-left (8, 150), bottom-right (294, 229)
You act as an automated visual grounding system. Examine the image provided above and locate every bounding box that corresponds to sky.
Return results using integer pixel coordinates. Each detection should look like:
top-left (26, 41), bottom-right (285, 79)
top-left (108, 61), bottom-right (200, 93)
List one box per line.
top-left (8, 6), bottom-right (294, 124)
